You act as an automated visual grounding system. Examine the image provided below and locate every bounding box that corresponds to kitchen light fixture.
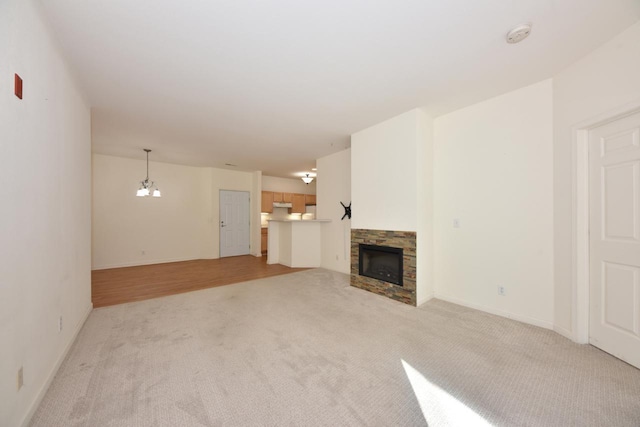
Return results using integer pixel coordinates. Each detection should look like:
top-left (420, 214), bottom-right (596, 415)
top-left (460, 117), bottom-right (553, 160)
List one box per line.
top-left (136, 149), bottom-right (161, 197)
top-left (301, 174), bottom-right (314, 185)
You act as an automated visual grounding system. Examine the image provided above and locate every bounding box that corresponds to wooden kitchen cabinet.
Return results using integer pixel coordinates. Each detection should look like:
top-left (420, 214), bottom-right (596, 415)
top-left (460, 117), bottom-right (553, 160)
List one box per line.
top-left (305, 194), bottom-right (316, 205)
top-left (273, 192), bottom-right (284, 203)
top-left (261, 228), bottom-right (268, 255)
top-left (290, 193), bottom-right (306, 213)
top-left (261, 191), bottom-right (274, 213)
top-left (283, 193), bottom-right (293, 203)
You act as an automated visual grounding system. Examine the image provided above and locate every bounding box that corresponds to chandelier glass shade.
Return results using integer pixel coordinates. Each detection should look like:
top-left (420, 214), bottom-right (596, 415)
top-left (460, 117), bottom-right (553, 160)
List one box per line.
top-left (136, 149), bottom-right (161, 197)
top-left (301, 173), bottom-right (314, 184)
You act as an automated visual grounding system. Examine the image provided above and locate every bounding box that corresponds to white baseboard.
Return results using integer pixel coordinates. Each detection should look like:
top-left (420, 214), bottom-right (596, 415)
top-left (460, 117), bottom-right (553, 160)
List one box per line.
top-left (434, 293), bottom-right (553, 330)
top-left (416, 292), bottom-right (434, 306)
top-left (92, 256), bottom-right (206, 270)
top-left (21, 302), bottom-right (93, 427)
top-left (553, 325), bottom-right (575, 341)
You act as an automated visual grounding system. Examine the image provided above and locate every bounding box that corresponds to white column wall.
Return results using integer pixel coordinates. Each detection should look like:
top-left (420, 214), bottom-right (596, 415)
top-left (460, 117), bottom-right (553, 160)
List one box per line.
top-left (417, 110), bottom-right (435, 304)
top-left (317, 149), bottom-right (351, 274)
top-left (351, 110), bottom-right (419, 232)
top-left (251, 171), bottom-right (263, 257)
top-left (350, 109), bottom-right (433, 303)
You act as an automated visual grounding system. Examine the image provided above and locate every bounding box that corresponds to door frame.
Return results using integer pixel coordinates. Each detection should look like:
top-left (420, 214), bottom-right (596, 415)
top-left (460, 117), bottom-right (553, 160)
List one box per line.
top-left (572, 101), bottom-right (640, 344)
top-left (219, 189), bottom-right (251, 257)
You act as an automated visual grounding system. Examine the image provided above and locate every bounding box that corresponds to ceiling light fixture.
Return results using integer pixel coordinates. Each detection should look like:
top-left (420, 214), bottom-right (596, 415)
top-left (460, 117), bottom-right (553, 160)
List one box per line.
top-left (136, 149), bottom-right (161, 197)
top-left (506, 23), bottom-right (532, 44)
top-left (301, 174), bottom-right (314, 185)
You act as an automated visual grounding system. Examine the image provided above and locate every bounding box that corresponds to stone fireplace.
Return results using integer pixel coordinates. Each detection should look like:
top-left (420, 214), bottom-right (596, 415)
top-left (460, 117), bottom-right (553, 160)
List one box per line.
top-left (351, 229), bottom-right (416, 305)
top-left (359, 244), bottom-right (403, 286)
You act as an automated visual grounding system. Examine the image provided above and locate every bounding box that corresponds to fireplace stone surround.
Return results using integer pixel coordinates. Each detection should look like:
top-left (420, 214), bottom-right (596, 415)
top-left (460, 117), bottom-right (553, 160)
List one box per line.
top-left (351, 229), bottom-right (416, 305)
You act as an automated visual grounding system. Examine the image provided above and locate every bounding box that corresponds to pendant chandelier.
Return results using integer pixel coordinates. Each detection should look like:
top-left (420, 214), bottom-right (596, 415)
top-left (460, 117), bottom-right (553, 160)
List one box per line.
top-left (301, 173), bottom-right (314, 185)
top-left (136, 149), bottom-right (161, 197)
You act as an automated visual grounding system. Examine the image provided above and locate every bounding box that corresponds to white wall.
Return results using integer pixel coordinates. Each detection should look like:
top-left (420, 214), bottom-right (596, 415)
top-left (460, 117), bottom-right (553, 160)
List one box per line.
top-left (317, 149), bottom-right (351, 273)
top-left (433, 79), bottom-right (554, 328)
top-left (92, 155), bottom-right (261, 269)
top-left (262, 175), bottom-right (316, 195)
top-left (416, 110), bottom-right (435, 304)
top-left (552, 21), bottom-right (640, 339)
top-left (351, 110), bottom-right (419, 232)
top-left (251, 171), bottom-right (263, 257)
top-left (0, 1), bottom-right (92, 425)
top-left (92, 154), bottom-right (213, 268)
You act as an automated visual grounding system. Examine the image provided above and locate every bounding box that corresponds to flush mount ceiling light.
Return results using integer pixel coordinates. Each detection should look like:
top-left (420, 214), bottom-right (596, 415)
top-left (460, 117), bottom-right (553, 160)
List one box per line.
top-left (301, 174), bottom-right (314, 185)
top-left (506, 23), bottom-right (532, 44)
top-left (136, 149), bottom-right (161, 197)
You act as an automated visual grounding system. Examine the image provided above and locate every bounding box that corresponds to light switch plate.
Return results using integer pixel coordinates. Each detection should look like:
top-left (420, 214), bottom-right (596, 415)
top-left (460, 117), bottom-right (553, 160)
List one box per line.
top-left (17, 366), bottom-right (23, 390)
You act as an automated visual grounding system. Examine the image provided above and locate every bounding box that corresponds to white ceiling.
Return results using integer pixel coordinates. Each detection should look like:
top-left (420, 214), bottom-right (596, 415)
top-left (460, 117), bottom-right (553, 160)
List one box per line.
top-left (39, 0), bottom-right (640, 178)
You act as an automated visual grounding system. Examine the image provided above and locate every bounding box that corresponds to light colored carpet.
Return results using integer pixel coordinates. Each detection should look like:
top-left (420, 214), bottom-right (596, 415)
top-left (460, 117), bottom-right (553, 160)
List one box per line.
top-left (31, 269), bottom-right (640, 426)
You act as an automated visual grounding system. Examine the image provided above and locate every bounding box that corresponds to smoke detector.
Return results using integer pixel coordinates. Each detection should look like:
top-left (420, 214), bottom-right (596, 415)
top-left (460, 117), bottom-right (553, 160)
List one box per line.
top-left (506, 23), bottom-right (532, 44)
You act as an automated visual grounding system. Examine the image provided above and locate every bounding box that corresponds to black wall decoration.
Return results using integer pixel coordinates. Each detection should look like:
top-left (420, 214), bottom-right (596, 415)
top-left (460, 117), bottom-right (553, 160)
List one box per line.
top-left (340, 201), bottom-right (351, 220)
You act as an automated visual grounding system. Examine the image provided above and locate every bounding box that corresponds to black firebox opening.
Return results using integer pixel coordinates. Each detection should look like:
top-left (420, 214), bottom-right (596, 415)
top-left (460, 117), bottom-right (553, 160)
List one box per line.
top-left (358, 244), bottom-right (403, 286)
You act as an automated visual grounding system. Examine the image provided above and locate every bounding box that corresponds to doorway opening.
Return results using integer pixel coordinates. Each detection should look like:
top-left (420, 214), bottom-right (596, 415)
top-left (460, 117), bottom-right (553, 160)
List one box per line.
top-left (219, 190), bottom-right (250, 257)
top-left (574, 105), bottom-right (640, 370)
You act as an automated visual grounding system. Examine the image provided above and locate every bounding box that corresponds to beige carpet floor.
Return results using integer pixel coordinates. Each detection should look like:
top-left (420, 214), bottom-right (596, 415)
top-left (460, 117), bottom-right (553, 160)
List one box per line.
top-left (31, 269), bottom-right (640, 426)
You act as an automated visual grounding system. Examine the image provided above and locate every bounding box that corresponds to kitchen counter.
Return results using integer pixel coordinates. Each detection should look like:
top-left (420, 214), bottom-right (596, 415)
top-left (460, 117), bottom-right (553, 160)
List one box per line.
top-left (267, 219), bottom-right (330, 267)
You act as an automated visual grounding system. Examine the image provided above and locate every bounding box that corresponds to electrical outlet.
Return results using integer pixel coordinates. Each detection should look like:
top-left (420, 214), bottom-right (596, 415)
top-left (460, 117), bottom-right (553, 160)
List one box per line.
top-left (498, 286), bottom-right (506, 296)
top-left (453, 218), bottom-right (460, 228)
top-left (17, 366), bottom-right (23, 390)
top-left (59, 316), bottom-right (63, 332)
top-left (336, 255), bottom-right (339, 261)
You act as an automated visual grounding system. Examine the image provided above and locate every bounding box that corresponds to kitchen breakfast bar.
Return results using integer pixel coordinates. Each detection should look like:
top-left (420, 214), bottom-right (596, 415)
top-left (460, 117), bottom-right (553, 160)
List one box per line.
top-left (266, 219), bottom-right (330, 268)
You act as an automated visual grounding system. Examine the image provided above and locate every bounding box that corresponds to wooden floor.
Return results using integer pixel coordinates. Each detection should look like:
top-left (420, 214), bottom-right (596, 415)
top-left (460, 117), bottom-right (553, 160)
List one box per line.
top-left (91, 256), bottom-right (308, 308)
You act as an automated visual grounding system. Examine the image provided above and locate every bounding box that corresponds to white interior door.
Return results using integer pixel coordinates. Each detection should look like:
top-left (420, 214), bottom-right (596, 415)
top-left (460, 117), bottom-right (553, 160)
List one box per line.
top-left (219, 190), bottom-right (250, 257)
top-left (589, 111), bottom-right (640, 369)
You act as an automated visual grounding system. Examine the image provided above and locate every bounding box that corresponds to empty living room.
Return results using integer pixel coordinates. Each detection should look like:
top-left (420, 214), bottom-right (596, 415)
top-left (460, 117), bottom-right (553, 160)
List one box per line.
top-left (2, 0), bottom-right (640, 426)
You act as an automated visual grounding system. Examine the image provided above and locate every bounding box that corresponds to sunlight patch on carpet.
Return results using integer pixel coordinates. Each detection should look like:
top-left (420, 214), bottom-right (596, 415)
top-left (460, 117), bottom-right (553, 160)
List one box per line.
top-left (402, 359), bottom-right (492, 426)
